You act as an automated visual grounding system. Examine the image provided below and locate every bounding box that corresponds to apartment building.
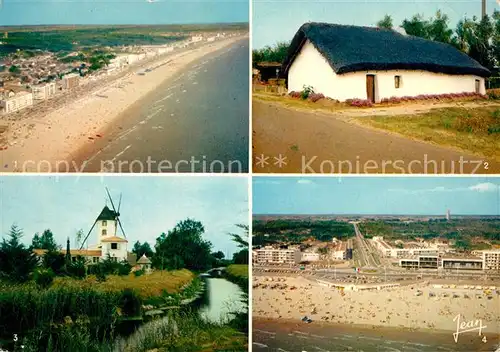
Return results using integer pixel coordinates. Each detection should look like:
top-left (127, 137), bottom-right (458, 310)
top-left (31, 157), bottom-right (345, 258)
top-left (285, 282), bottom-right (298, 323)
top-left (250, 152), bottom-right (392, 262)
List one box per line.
top-left (400, 255), bottom-right (483, 270)
top-left (62, 73), bottom-right (80, 89)
top-left (301, 251), bottom-right (320, 262)
top-left (32, 82), bottom-right (56, 100)
top-left (255, 247), bottom-right (302, 265)
top-left (0, 91), bottom-right (34, 114)
top-left (482, 250), bottom-right (500, 270)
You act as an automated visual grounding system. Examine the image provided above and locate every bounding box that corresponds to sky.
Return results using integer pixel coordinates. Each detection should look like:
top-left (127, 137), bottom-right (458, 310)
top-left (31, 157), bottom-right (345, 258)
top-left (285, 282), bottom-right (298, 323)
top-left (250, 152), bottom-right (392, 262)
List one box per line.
top-left (253, 177), bottom-right (500, 215)
top-left (0, 0), bottom-right (249, 26)
top-left (0, 175), bottom-right (249, 257)
top-left (253, 0), bottom-right (499, 48)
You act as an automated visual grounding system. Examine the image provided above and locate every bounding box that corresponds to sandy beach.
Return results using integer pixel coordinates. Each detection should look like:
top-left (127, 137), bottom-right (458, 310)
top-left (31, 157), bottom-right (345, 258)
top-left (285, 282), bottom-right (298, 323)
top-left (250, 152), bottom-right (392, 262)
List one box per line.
top-left (0, 35), bottom-right (247, 172)
top-left (253, 275), bottom-right (500, 333)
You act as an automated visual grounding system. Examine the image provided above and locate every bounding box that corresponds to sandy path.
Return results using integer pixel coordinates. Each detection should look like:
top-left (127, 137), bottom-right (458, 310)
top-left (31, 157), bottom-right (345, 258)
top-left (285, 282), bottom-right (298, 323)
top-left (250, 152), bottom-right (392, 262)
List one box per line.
top-left (252, 100), bottom-right (500, 174)
top-left (0, 36), bottom-right (246, 172)
top-left (252, 276), bottom-right (500, 333)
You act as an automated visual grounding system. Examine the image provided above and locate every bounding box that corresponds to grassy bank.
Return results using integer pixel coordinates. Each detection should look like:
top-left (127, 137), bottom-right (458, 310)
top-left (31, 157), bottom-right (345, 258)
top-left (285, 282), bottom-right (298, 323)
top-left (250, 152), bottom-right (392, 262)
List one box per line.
top-left (225, 264), bottom-right (249, 293)
top-left (353, 107), bottom-right (500, 161)
top-left (115, 311), bottom-right (247, 352)
top-left (0, 270), bottom-right (195, 351)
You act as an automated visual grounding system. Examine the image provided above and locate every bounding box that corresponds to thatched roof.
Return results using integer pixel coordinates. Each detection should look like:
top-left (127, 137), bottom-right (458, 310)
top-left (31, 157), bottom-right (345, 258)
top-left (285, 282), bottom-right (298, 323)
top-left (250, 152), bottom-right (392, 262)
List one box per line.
top-left (282, 22), bottom-right (490, 77)
top-left (137, 254), bottom-right (151, 264)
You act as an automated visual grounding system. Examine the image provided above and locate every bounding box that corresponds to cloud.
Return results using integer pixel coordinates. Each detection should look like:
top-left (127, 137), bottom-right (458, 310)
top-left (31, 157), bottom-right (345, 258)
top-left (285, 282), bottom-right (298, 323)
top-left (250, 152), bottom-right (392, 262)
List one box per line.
top-left (469, 183), bottom-right (499, 193)
top-left (297, 179), bottom-right (314, 185)
top-left (389, 182), bottom-right (499, 195)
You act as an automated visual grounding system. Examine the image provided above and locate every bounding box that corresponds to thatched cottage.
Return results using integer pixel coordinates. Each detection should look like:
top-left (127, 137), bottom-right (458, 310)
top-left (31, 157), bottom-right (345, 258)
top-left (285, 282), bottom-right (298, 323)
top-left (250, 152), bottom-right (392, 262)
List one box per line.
top-left (282, 22), bottom-right (490, 103)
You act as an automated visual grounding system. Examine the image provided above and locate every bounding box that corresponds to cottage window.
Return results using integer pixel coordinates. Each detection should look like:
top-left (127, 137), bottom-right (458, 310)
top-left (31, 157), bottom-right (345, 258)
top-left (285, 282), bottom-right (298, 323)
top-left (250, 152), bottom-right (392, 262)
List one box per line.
top-left (102, 220), bottom-right (107, 226)
top-left (93, 257), bottom-right (99, 263)
top-left (394, 76), bottom-right (402, 88)
top-left (111, 243), bottom-right (118, 250)
top-left (102, 229), bottom-right (107, 236)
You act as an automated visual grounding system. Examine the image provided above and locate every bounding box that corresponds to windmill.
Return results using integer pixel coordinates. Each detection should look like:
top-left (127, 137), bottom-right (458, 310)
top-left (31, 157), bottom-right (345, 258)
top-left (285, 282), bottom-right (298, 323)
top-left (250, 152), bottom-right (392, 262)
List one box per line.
top-left (79, 187), bottom-right (126, 249)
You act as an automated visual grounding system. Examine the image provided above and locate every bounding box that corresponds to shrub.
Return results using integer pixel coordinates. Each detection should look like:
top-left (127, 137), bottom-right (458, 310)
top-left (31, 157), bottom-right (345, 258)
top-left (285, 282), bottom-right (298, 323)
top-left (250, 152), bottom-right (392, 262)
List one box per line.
top-left (289, 91), bottom-right (301, 98)
top-left (120, 288), bottom-right (142, 317)
top-left (134, 269), bottom-right (145, 277)
top-left (300, 85), bottom-right (314, 100)
top-left (348, 99), bottom-right (373, 107)
top-left (34, 268), bottom-right (55, 289)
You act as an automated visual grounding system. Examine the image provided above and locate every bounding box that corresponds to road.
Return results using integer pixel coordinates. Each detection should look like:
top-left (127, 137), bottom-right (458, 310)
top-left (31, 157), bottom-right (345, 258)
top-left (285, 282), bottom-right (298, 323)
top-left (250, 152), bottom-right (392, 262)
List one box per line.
top-left (253, 319), bottom-right (498, 352)
top-left (73, 39), bottom-right (249, 173)
top-left (252, 100), bottom-right (500, 174)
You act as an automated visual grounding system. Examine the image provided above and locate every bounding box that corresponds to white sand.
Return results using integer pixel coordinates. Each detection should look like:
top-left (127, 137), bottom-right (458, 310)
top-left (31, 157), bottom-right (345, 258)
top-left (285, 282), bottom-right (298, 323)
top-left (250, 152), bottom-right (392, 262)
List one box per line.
top-left (253, 276), bottom-right (500, 333)
top-left (0, 36), bottom-right (246, 172)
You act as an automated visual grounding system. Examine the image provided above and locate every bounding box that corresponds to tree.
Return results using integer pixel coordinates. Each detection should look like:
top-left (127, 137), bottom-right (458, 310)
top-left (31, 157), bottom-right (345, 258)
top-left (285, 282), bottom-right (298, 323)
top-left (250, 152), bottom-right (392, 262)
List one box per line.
top-left (132, 241), bottom-right (154, 259)
top-left (8, 65), bottom-right (20, 74)
top-left (229, 224), bottom-right (249, 265)
top-left (212, 251), bottom-right (225, 260)
top-left (75, 229), bottom-right (84, 249)
top-left (377, 15), bottom-right (393, 29)
top-left (493, 10), bottom-right (500, 67)
top-left (153, 219), bottom-right (213, 271)
top-left (32, 229), bottom-right (59, 251)
top-left (0, 224), bottom-right (38, 283)
top-left (252, 41), bottom-right (290, 66)
top-left (42, 250), bottom-right (66, 275)
top-left (402, 14), bottom-right (430, 39)
top-left (65, 237), bottom-right (71, 265)
top-left (428, 11), bottom-right (453, 44)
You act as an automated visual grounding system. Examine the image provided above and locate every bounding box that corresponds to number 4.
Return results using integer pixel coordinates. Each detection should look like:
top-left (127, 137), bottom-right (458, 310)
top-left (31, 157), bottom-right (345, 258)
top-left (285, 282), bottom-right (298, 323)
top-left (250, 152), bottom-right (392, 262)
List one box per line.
top-left (482, 336), bottom-right (487, 343)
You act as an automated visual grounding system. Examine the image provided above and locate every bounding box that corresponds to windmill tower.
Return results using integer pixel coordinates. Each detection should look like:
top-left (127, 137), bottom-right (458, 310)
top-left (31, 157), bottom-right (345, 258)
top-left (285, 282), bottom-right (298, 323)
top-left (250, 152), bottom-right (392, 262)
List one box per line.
top-left (80, 188), bottom-right (128, 261)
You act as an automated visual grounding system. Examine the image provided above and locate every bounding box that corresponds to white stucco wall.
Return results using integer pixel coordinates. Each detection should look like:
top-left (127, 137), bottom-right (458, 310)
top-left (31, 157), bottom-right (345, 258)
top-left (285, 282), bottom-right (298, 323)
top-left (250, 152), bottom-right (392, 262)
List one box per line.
top-left (97, 219), bottom-right (117, 245)
top-left (101, 241), bottom-right (128, 262)
top-left (288, 40), bottom-right (486, 102)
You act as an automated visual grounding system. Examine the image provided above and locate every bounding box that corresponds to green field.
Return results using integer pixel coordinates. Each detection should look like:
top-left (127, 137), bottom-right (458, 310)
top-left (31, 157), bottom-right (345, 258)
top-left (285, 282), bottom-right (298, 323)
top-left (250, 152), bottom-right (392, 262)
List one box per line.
top-left (253, 219), bottom-right (355, 245)
top-left (0, 23), bottom-right (248, 58)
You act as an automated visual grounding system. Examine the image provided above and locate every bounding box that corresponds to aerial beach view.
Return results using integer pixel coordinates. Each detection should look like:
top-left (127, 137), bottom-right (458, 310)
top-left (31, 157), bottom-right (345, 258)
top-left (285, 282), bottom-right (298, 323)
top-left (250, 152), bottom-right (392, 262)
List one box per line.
top-left (0, 1), bottom-right (249, 173)
top-left (252, 177), bottom-right (500, 351)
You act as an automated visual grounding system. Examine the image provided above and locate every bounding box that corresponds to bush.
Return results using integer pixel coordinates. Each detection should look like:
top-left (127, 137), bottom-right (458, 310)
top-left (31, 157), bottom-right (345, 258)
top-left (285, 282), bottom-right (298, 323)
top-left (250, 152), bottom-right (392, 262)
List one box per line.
top-left (34, 268), bottom-right (55, 289)
top-left (134, 269), bottom-right (145, 277)
top-left (348, 99), bottom-right (373, 107)
top-left (120, 288), bottom-right (142, 317)
top-left (289, 91), bottom-right (301, 98)
top-left (309, 93), bottom-right (325, 102)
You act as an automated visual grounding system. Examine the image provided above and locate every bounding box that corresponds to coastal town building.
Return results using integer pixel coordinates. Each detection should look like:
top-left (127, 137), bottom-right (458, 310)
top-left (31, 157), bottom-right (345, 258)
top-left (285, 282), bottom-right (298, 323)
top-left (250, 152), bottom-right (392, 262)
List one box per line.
top-left (481, 250), bottom-right (500, 270)
top-left (62, 73), bottom-right (80, 89)
top-left (255, 246), bottom-right (302, 265)
top-left (399, 255), bottom-right (484, 270)
top-left (32, 82), bottom-right (56, 100)
top-left (33, 205), bottom-right (129, 264)
top-left (282, 23), bottom-right (489, 103)
top-left (301, 251), bottom-right (320, 262)
top-left (0, 91), bottom-right (34, 114)
top-left (373, 236), bottom-right (444, 258)
top-left (191, 35), bottom-right (203, 43)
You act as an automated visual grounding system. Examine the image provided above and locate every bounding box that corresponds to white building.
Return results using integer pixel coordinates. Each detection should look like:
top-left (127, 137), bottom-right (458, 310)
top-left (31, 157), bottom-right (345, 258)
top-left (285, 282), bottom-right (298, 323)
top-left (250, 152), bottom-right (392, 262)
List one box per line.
top-left (481, 250), bottom-right (500, 270)
top-left (191, 35), bottom-right (203, 43)
top-left (255, 247), bottom-right (302, 265)
top-left (0, 91), bottom-right (34, 114)
top-left (301, 251), bottom-right (320, 262)
top-left (32, 82), bottom-right (56, 100)
top-left (283, 23), bottom-right (489, 103)
top-left (62, 73), bottom-right (80, 89)
top-left (33, 205), bottom-right (129, 264)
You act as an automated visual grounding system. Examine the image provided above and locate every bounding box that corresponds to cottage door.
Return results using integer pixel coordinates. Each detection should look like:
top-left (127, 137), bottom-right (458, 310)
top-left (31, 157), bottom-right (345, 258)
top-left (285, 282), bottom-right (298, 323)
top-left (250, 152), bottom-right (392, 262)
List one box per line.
top-left (366, 75), bottom-right (375, 103)
top-left (475, 80), bottom-right (480, 94)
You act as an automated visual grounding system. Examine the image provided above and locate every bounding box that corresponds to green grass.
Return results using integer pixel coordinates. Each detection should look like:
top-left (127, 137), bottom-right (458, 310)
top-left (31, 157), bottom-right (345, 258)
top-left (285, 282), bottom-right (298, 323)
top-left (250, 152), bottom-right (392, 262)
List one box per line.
top-left (353, 107), bottom-right (500, 161)
top-left (116, 311), bottom-right (247, 352)
top-left (226, 265), bottom-right (248, 280)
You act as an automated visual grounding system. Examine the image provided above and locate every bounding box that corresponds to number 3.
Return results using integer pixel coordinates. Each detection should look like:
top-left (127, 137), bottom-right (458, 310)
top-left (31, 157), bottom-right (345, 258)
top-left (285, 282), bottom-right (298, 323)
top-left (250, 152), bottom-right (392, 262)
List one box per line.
top-left (13, 334), bottom-right (18, 342)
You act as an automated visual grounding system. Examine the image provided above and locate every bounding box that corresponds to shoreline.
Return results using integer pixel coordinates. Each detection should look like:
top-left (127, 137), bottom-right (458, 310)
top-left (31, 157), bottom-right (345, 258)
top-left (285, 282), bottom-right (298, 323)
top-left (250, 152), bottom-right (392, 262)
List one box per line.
top-left (1, 35), bottom-right (248, 172)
